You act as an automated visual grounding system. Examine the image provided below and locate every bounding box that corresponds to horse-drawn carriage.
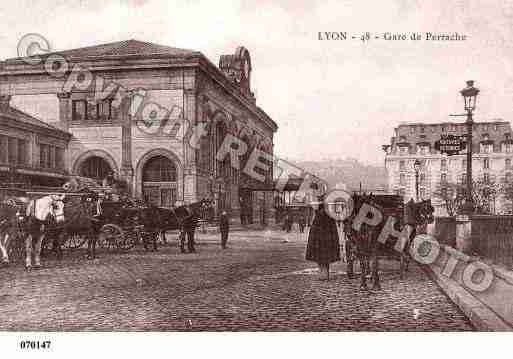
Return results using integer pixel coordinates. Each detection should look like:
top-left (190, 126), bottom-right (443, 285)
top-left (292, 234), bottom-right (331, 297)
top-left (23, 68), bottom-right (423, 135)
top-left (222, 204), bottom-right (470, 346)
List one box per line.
top-left (0, 177), bottom-right (214, 269)
top-left (343, 192), bottom-right (434, 290)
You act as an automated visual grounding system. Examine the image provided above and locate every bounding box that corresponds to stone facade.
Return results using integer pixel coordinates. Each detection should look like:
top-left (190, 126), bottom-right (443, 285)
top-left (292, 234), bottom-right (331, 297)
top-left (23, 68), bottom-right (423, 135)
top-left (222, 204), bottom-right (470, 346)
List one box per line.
top-left (0, 40), bottom-right (277, 223)
top-left (383, 120), bottom-right (513, 215)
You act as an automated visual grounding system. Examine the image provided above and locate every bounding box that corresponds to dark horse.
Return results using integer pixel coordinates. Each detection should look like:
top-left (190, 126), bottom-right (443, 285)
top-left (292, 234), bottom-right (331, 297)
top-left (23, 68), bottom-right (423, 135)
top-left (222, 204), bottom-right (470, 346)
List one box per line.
top-left (175, 199), bottom-right (214, 253)
top-left (344, 193), bottom-right (434, 290)
top-left (135, 199), bottom-right (214, 252)
top-left (42, 190), bottom-right (101, 262)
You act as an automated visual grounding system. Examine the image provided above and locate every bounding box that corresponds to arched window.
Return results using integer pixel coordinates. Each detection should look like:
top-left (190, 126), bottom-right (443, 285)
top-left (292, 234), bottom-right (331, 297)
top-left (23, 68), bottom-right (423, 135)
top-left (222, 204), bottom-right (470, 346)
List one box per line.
top-left (142, 156), bottom-right (177, 182)
top-left (80, 156), bottom-right (112, 181)
top-left (215, 121), bottom-right (229, 178)
top-left (142, 155), bottom-right (178, 208)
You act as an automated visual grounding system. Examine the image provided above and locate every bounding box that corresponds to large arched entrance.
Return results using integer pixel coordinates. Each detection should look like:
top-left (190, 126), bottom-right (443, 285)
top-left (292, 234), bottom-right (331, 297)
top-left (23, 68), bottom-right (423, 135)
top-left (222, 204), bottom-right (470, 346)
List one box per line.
top-left (79, 156), bottom-right (113, 182)
top-left (142, 155), bottom-right (178, 207)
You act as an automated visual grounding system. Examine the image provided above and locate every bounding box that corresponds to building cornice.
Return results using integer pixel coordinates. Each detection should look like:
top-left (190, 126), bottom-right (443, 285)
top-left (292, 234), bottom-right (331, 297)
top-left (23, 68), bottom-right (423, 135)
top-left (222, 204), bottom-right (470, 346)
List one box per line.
top-left (1, 116), bottom-right (72, 140)
top-left (0, 53), bottom-right (278, 134)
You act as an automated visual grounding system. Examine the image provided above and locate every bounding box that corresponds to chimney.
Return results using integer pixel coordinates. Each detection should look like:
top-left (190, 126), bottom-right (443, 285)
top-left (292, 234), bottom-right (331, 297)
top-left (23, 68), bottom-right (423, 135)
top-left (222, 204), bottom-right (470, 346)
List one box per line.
top-left (0, 95), bottom-right (11, 110)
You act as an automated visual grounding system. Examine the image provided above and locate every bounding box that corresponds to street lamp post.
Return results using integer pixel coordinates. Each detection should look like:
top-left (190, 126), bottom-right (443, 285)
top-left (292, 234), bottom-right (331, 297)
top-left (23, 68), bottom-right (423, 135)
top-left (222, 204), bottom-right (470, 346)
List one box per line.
top-left (414, 159), bottom-right (421, 202)
top-left (460, 80), bottom-right (480, 214)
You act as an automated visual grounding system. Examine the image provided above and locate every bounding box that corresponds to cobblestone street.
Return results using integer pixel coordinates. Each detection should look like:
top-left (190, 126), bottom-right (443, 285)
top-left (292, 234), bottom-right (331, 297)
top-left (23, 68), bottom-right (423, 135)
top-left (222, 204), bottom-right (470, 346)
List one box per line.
top-left (0, 230), bottom-right (474, 331)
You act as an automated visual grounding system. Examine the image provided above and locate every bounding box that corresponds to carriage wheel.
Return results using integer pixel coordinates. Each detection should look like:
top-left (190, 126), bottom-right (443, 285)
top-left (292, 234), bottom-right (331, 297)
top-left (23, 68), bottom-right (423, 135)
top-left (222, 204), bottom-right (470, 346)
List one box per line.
top-left (65, 233), bottom-right (88, 249)
top-left (98, 224), bottom-right (124, 251)
top-left (118, 229), bottom-right (137, 251)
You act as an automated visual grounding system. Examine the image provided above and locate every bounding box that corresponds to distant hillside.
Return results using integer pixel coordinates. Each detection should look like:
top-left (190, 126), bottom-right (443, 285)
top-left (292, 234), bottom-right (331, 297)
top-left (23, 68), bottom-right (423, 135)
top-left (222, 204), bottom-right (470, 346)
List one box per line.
top-left (289, 158), bottom-right (387, 192)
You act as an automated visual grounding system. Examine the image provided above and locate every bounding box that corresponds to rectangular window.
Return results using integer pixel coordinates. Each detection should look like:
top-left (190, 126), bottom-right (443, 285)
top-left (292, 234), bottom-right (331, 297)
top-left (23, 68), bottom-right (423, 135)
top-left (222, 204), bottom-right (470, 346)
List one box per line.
top-left (399, 160), bottom-right (405, 171)
top-left (506, 158), bottom-right (512, 170)
top-left (441, 173), bottom-right (447, 183)
top-left (420, 188), bottom-right (426, 199)
top-left (0, 135), bottom-right (7, 164)
top-left (484, 173), bottom-right (490, 183)
top-left (17, 139), bottom-right (27, 165)
top-left (72, 100), bottom-right (87, 122)
top-left (40, 144), bottom-right (48, 168)
top-left (399, 173), bottom-right (406, 186)
top-left (462, 159), bottom-right (467, 170)
top-left (49, 146), bottom-right (55, 169)
top-left (87, 101), bottom-right (96, 120)
top-left (417, 145), bottom-right (429, 155)
top-left (481, 144), bottom-right (493, 153)
top-left (484, 158), bottom-right (490, 169)
top-left (504, 143), bottom-right (513, 153)
top-left (55, 147), bottom-right (64, 170)
top-left (441, 159), bottom-right (447, 171)
top-left (8, 137), bottom-right (17, 165)
top-left (98, 100), bottom-right (112, 121)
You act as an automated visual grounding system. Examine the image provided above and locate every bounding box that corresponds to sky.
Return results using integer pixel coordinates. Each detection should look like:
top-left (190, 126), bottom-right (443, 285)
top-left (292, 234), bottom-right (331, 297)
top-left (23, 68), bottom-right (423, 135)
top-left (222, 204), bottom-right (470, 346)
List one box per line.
top-left (1, 0), bottom-right (513, 166)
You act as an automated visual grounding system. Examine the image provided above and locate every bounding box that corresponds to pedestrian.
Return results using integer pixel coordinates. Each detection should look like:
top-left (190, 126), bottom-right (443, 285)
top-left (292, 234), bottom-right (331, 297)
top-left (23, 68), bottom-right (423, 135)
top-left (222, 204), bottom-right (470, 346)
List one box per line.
top-left (179, 226), bottom-right (187, 253)
top-left (219, 210), bottom-right (229, 249)
top-left (298, 214), bottom-right (306, 233)
top-left (182, 214), bottom-right (198, 253)
top-left (305, 198), bottom-right (340, 280)
top-left (285, 213), bottom-right (293, 233)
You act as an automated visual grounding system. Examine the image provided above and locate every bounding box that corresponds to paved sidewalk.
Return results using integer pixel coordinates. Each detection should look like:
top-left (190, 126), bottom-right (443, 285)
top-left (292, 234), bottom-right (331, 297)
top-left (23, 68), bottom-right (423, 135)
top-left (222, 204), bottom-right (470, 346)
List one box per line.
top-left (0, 231), bottom-right (473, 331)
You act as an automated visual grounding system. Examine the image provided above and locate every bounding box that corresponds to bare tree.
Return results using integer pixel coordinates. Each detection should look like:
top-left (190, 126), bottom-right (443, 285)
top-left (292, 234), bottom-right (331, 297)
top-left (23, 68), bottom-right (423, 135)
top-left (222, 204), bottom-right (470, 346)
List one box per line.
top-left (499, 174), bottom-right (513, 214)
top-left (432, 181), bottom-right (465, 216)
top-left (433, 176), bottom-right (499, 216)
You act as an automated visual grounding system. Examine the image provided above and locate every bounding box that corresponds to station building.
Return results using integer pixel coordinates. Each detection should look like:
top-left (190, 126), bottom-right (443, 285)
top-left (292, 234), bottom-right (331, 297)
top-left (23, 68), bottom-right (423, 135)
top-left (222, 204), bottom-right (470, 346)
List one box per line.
top-left (0, 40), bottom-right (277, 223)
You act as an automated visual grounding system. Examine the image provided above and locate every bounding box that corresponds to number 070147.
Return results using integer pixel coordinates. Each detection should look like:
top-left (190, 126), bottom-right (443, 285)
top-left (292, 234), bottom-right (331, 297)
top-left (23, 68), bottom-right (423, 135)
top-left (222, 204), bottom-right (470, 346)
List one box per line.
top-left (19, 340), bottom-right (51, 349)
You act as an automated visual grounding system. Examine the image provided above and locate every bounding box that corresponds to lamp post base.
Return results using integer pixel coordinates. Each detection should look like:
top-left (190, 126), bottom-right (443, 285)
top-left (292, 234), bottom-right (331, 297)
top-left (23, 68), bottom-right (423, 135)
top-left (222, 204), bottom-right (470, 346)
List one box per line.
top-left (456, 199), bottom-right (474, 254)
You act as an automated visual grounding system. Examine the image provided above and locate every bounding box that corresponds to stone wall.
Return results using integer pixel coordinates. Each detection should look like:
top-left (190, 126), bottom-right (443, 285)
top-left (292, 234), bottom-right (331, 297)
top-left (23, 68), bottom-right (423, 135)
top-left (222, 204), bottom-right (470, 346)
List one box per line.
top-left (425, 244), bottom-right (513, 330)
top-left (471, 215), bottom-right (513, 268)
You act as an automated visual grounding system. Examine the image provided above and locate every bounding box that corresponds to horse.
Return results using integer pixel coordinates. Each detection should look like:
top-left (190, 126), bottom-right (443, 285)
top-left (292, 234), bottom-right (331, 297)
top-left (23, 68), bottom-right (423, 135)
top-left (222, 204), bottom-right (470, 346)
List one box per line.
top-left (106, 198), bottom-right (213, 253)
top-left (45, 190), bottom-right (101, 260)
top-left (344, 193), bottom-right (434, 290)
top-left (142, 206), bottom-right (181, 247)
top-left (0, 196), bottom-right (29, 266)
top-left (115, 199), bottom-right (169, 252)
top-left (24, 194), bottom-right (66, 270)
top-left (173, 199), bottom-right (214, 253)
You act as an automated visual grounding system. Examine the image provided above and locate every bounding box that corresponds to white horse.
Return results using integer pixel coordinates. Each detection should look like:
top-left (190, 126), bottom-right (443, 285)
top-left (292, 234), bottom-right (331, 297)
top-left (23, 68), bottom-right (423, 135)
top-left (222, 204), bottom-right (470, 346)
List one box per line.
top-left (24, 194), bottom-right (65, 270)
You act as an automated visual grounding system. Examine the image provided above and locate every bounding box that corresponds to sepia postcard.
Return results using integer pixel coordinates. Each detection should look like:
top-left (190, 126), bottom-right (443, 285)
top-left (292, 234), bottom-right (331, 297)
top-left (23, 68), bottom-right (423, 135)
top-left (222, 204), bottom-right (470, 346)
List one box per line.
top-left (0, 0), bottom-right (512, 357)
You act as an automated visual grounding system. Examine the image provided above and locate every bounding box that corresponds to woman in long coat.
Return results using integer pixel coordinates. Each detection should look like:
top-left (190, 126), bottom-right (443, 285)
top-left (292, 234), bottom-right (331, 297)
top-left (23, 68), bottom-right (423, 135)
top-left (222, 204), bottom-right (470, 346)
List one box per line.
top-left (306, 201), bottom-right (340, 280)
